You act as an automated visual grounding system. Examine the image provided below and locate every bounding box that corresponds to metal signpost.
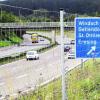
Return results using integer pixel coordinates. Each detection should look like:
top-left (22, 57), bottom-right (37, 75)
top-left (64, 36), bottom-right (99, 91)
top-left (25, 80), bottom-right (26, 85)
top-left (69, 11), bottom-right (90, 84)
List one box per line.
top-left (75, 17), bottom-right (100, 58)
top-left (60, 9), bottom-right (66, 100)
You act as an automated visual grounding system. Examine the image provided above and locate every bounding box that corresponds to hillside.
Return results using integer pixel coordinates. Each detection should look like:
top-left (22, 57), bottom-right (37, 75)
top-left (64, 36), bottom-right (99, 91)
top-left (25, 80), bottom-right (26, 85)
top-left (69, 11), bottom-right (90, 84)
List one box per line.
top-left (2, 0), bottom-right (100, 14)
top-left (0, 11), bottom-right (22, 47)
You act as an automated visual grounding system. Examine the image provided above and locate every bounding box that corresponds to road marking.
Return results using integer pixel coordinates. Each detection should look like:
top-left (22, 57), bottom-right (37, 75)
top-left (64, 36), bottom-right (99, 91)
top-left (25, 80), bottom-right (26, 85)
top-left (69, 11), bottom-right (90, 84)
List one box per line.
top-left (16, 74), bottom-right (28, 79)
top-left (0, 82), bottom-right (5, 86)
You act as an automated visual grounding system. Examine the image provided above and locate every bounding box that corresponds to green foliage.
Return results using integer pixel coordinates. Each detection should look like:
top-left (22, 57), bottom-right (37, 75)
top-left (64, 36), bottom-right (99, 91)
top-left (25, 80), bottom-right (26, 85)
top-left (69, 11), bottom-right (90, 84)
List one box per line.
top-left (67, 59), bottom-right (100, 100)
top-left (4, 0), bottom-right (100, 15)
top-left (0, 41), bottom-right (12, 47)
top-left (0, 31), bottom-right (22, 47)
top-left (17, 59), bottom-right (100, 100)
top-left (0, 11), bottom-right (20, 22)
top-left (7, 32), bottom-right (22, 43)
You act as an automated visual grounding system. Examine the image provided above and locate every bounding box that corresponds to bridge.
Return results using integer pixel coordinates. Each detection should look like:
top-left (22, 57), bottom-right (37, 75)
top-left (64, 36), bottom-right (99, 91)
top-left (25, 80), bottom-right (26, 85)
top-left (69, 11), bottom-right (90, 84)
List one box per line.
top-left (0, 22), bottom-right (74, 29)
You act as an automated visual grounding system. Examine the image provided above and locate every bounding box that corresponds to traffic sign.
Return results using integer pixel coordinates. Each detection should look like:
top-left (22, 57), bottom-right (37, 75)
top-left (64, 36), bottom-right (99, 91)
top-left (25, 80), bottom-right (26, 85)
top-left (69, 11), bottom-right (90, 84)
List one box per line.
top-left (75, 17), bottom-right (100, 58)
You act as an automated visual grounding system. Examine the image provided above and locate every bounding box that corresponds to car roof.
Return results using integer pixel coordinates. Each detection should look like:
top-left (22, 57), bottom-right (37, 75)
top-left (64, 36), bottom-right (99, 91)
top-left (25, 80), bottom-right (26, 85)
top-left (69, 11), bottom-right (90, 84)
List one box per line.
top-left (27, 51), bottom-right (37, 53)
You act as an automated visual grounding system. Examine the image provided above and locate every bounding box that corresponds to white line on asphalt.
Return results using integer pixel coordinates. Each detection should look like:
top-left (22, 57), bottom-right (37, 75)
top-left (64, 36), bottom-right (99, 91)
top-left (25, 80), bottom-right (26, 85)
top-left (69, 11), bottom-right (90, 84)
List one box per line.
top-left (16, 74), bottom-right (28, 79)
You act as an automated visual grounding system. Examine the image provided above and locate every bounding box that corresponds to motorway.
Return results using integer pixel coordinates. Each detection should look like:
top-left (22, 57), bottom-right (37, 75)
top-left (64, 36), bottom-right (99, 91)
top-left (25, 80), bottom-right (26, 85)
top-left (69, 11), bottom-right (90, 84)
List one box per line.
top-left (0, 45), bottom-right (83, 98)
top-left (0, 33), bottom-right (84, 99)
top-left (0, 34), bottom-right (50, 59)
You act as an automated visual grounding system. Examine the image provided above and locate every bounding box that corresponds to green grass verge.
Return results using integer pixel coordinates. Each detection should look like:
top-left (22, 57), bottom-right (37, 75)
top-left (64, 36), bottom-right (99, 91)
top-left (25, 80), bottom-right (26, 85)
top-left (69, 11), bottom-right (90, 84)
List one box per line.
top-left (0, 41), bottom-right (12, 47)
top-left (18, 79), bottom-right (62, 100)
top-left (64, 30), bottom-right (74, 39)
top-left (67, 59), bottom-right (100, 100)
top-left (17, 59), bottom-right (100, 100)
top-left (0, 32), bottom-right (22, 47)
top-left (10, 36), bottom-right (22, 43)
top-left (27, 29), bottom-right (74, 39)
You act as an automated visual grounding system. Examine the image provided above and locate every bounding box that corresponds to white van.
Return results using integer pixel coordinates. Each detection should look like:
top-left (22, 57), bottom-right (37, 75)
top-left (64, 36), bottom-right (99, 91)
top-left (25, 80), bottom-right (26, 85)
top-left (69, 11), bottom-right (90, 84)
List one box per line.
top-left (26, 51), bottom-right (39, 60)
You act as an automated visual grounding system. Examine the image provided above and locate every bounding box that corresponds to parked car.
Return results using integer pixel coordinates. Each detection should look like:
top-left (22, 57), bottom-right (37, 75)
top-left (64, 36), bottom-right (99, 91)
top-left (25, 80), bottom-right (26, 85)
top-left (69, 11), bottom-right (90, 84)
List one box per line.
top-left (26, 50), bottom-right (39, 60)
top-left (64, 46), bottom-right (71, 52)
top-left (70, 40), bottom-right (75, 45)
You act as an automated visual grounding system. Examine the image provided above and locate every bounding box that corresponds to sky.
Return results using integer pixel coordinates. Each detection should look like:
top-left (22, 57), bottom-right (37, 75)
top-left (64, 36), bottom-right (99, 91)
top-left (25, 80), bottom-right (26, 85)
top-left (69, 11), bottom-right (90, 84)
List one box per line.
top-left (0, 0), bottom-right (6, 1)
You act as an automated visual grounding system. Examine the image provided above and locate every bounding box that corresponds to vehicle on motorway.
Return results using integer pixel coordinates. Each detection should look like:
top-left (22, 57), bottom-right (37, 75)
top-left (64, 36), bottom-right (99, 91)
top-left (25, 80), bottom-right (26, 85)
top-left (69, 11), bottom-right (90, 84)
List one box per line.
top-left (67, 51), bottom-right (75, 59)
top-left (31, 33), bottom-right (38, 43)
top-left (26, 51), bottom-right (39, 60)
top-left (40, 37), bottom-right (44, 41)
top-left (69, 48), bottom-right (75, 53)
top-left (67, 48), bottom-right (75, 59)
top-left (70, 40), bottom-right (75, 45)
top-left (64, 46), bottom-right (71, 52)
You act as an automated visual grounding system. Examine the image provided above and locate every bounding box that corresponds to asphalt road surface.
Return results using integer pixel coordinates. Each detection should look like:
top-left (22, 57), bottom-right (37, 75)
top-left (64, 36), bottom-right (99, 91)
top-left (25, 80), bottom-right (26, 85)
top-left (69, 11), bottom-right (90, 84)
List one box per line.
top-left (0, 33), bottom-right (86, 99)
top-left (0, 34), bottom-right (50, 59)
top-left (0, 45), bottom-right (85, 99)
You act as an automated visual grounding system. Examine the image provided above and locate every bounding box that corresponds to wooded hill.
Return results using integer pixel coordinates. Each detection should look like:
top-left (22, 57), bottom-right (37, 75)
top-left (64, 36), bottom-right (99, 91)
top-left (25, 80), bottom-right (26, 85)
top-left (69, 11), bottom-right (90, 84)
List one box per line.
top-left (1, 0), bottom-right (100, 15)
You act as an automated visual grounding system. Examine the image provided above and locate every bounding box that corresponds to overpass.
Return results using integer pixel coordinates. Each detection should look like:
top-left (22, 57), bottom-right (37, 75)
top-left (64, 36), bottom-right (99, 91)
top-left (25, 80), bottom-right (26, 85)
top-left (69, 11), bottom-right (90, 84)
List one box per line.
top-left (0, 22), bottom-right (74, 29)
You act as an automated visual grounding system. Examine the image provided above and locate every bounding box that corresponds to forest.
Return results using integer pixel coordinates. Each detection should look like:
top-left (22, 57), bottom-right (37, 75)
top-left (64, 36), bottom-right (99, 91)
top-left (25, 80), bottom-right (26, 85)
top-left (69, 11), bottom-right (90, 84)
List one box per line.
top-left (1, 0), bottom-right (100, 15)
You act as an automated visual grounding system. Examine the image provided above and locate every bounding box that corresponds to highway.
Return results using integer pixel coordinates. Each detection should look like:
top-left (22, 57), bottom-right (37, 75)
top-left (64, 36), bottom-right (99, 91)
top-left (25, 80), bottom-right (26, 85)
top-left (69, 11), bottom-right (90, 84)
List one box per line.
top-left (0, 33), bottom-right (85, 99)
top-left (0, 45), bottom-right (85, 99)
top-left (0, 34), bottom-right (50, 59)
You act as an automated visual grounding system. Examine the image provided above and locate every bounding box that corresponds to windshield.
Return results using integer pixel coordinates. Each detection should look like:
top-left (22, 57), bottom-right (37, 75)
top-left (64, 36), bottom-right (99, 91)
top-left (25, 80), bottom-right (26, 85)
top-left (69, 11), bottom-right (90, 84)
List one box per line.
top-left (27, 52), bottom-right (34, 55)
top-left (27, 51), bottom-right (37, 55)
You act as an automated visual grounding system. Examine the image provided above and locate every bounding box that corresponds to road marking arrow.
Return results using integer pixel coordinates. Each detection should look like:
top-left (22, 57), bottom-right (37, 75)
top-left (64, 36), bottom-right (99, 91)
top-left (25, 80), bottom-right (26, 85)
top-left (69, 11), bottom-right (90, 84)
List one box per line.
top-left (87, 46), bottom-right (96, 55)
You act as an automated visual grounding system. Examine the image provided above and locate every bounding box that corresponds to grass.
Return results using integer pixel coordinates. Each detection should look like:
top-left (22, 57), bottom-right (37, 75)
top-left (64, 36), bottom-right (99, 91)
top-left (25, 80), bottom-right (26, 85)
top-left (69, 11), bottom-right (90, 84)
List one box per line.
top-left (10, 36), bottom-right (22, 43)
top-left (17, 59), bottom-right (100, 100)
top-left (67, 59), bottom-right (100, 100)
top-left (18, 79), bottom-right (62, 100)
top-left (0, 41), bottom-right (12, 47)
top-left (52, 29), bottom-right (75, 39)
top-left (0, 32), bottom-right (22, 47)
top-left (65, 30), bottom-right (74, 39)
top-left (27, 29), bottom-right (74, 39)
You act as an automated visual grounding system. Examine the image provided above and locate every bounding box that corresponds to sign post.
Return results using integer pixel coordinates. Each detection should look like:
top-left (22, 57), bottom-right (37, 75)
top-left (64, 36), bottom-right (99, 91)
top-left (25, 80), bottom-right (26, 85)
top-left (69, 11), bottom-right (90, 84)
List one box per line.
top-left (60, 9), bottom-right (66, 100)
top-left (75, 18), bottom-right (100, 58)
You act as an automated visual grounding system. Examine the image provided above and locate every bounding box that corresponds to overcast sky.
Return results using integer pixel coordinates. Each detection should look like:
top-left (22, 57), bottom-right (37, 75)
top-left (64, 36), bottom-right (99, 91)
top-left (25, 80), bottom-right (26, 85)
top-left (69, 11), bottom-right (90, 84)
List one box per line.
top-left (0, 0), bottom-right (6, 1)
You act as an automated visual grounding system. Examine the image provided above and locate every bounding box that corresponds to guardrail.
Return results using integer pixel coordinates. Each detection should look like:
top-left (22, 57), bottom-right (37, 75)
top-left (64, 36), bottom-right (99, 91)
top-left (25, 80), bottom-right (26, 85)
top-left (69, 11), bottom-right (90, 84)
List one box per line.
top-left (0, 35), bottom-right (58, 65)
top-left (0, 22), bottom-right (74, 28)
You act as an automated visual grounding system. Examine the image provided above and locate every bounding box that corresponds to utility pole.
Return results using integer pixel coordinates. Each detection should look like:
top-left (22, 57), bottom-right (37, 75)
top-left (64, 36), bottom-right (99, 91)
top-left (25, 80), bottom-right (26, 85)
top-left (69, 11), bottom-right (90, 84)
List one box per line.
top-left (60, 9), bottom-right (66, 100)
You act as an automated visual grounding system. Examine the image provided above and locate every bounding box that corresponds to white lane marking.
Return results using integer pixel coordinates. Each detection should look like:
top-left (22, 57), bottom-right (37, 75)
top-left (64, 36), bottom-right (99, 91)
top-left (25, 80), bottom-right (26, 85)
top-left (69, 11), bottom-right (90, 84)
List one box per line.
top-left (16, 74), bottom-right (28, 79)
top-left (0, 82), bottom-right (5, 86)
